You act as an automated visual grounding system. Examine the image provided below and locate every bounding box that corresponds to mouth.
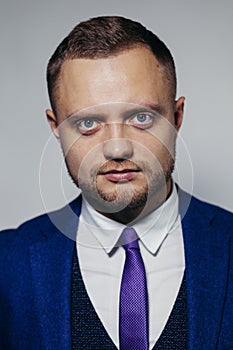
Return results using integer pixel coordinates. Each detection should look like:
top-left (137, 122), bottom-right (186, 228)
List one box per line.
top-left (98, 168), bottom-right (141, 182)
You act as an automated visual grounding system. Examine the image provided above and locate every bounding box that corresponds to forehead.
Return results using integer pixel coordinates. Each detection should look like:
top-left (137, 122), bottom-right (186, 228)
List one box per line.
top-left (56, 47), bottom-right (170, 117)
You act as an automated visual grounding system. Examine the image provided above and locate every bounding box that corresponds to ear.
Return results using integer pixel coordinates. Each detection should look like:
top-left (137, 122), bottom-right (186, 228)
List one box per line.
top-left (174, 96), bottom-right (185, 131)
top-left (46, 109), bottom-right (60, 141)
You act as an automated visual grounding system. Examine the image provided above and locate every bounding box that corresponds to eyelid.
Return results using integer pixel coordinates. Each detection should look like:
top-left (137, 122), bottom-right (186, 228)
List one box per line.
top-left (68, 115), bottom-right (102, 124)
top-left (76, 121), bottom-right (102, 136)
top-left (127, 111), bottom-right (155, 122)
top-left (125, 112), bottom-right (157, 130)
top-left (78, 120), bottom-right (96, 129)
top-left (67, 110), bottom-right (159, 130)
top-left (129, 109), bottom-right (157, 118)
top-left (78, 118), bottom-right (100, 125)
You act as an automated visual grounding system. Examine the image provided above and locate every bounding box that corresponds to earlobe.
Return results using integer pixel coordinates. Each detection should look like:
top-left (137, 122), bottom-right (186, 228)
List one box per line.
top-left (174, 96), bottom-right (185, 131)
top-left (46, 109), bottom-right (60, 141)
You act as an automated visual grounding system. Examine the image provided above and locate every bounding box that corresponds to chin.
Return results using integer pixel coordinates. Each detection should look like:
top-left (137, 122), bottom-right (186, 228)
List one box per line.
top-left (80, 183), bottom-right (147, 213)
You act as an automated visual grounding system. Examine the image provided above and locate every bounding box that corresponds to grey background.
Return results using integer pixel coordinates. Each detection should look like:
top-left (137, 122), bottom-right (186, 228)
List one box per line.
top-left (1, 0), bottom-right (232, 230)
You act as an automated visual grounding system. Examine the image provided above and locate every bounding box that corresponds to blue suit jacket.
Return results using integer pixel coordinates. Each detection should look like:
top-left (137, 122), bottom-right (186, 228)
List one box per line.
top-left (0, 189), bottom-right (233, 349)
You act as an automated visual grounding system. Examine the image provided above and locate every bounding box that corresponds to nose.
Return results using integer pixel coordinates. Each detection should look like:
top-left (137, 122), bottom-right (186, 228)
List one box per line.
top-left (103, 123), bottom-right (134, 160)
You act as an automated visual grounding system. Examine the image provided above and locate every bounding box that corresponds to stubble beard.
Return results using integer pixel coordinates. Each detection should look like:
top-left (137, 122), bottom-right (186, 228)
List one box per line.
top-left (66, 155), bottom-right (175, 220)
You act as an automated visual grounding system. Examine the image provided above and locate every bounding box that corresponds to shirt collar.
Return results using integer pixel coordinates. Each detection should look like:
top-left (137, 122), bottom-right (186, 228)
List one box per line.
top-left (134, 184), bottom-right (179, 254)
top-left (79, 183), bottom-right (179, 255)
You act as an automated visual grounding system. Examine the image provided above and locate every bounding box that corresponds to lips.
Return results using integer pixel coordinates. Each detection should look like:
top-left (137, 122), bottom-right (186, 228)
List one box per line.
top-left (99, 168), bottom-right (140, 182)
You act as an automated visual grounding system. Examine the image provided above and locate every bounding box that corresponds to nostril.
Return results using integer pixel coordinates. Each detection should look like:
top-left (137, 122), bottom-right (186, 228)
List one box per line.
top-left (110, 157), bottom-right (128, 162)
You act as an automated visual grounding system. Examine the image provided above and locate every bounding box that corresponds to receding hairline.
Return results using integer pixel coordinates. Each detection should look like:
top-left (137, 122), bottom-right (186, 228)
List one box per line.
top-left (46, 16), bottom-right (177, 113)
top-left (51, 44), bottom-right (144, 108)
top-left (51, 44), bottom-right (176, 114)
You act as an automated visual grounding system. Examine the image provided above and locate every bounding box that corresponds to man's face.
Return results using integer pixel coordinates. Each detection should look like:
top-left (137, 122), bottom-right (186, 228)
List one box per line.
top-left (47, 47), bottom-right (184, 223)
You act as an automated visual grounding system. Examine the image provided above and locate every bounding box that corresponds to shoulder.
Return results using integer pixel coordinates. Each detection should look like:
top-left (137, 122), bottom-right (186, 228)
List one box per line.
top-left (0, 214), bottom-right (49, 253)
top-left (191, 193), bottom-right (232, 223)
top-left (0, 195), bottom-right (82, 251)
top-left (178, 187), bottom-right (233, 235)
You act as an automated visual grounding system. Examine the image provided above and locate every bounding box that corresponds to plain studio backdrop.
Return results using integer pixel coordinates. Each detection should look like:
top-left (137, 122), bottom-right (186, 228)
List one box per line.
top-left (0, 0), bottom-right (232, 230)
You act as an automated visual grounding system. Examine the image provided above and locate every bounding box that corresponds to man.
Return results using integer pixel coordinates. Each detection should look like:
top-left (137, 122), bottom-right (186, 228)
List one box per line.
top-left (0, 16), bottom-right (233, 350)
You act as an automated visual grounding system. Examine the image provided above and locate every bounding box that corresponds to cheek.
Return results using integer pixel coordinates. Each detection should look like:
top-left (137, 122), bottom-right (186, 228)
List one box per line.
top-left (60, 134), bottom-right (86, 174)
top-left (64, 140), bottom-right (104, 176)
top-left (137, 134), bottom-right (175, 167)
top-left (64, 146), bottom-right (83, 178)
top-left (143, 126), bottom-right (176, 159)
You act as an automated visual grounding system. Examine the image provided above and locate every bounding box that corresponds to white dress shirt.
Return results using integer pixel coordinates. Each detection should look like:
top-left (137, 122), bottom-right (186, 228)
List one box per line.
top-left (76, 184), bottom-right (185, 349)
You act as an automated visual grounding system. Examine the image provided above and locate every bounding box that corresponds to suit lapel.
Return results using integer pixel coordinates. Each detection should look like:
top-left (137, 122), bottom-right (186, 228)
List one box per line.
top-left (29, 197), bottom-right (81, 349)
top-left (180, 190), bottom-right (231, 349)
top-left (28, 191), bottom-right (231, 349)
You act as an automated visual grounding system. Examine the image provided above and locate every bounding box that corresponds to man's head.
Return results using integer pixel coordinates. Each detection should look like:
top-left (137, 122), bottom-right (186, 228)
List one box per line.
top-left (46, 16), bottom-right (184, 224)
top-left (47, 16), bottom-right (177, 115)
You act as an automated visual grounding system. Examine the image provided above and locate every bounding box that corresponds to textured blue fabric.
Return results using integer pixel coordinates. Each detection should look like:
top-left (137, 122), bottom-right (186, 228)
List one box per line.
top-left (119, 228), bottom-right (149, 350)
top-left (0, 189), bottom-right (233, 349)
top-left (0, 196), bottom-right (81, 350)
top-left (155, 273), bottom-right (187, 349)
top-left (71, 245), bottom-right (116, 349)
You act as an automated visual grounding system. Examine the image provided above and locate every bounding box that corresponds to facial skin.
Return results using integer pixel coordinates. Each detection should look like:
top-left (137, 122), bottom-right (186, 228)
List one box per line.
top-left (46, 47), bottom-right (184, 224)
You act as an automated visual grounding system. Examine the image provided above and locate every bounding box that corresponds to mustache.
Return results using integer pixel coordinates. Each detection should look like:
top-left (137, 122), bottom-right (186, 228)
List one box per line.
top-left (97, 160), bottom-right (143, 174)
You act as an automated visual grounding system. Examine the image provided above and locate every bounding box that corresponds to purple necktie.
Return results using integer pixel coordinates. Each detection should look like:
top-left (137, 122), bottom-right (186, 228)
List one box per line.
top-left (119, 227), bottom-right (149, 350)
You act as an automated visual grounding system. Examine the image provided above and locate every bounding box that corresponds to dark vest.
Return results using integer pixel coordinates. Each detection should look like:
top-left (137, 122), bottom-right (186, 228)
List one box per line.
top-left (71, 248), bottom-right (187, 349)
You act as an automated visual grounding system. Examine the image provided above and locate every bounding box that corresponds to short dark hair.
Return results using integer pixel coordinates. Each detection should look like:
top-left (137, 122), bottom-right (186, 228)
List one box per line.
top-left (47, 16), bottom-right (177, 113)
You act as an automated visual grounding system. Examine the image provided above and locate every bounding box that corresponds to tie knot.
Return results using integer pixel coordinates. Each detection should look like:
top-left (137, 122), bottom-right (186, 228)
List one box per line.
top-left (120, 227), bottom-right (139, 250)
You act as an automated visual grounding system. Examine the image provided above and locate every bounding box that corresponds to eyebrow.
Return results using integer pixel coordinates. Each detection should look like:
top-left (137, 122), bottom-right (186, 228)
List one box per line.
top-left (138, 102), bottom-right (166, 116)
top-left (65, 102), bottom-right (167, 121)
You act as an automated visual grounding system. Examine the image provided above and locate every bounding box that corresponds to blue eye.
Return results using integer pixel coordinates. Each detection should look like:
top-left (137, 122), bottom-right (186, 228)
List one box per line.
top-left (128, 113), bottom-right (153, 129)
top-left (78, 118), bottom-right (101, 135)
top-left (81, 119), bottom-right (96, 129)
top-left (135, 114), bottom-right (150, 123)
